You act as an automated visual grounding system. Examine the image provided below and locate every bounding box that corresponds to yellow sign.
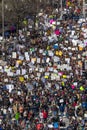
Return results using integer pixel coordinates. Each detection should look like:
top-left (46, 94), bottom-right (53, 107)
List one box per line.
top-left (19, 76), bottom-right (24, 82)
top-left (55, 51), bottom-right (62, 56)
top-left (63, 75), bottom-right (67, 78)
top-left (17, 60), bottom-right (22, 64)
top-left (79, 46), bottom-right (83, 51)
top-left (44, 75), bottom-right (49, 79)
top-left (80, 86), bottom-right (84, 91)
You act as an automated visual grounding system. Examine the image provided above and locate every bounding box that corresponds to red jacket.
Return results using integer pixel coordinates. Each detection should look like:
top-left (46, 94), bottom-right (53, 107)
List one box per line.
top-left (36, 123), bottom-right (44, 130)
top-left (42, 110), bottom-right (48, 119)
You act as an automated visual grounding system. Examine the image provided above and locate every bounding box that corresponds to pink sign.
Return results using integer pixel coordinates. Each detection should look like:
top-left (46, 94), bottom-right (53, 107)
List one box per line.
top-left (71, 85), bottom-right (75, 89)
top-left (50, 19), bottom-right (54, 24)
top-left (55, 30), bottom-right (61, 35)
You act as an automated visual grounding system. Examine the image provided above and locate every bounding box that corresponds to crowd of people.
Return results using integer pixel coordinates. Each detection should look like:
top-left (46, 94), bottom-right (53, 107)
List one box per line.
top-left (0, 0), bottom-right (87, 130)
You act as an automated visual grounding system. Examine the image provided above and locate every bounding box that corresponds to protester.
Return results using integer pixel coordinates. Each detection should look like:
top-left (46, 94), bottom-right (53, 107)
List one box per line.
top-left (0, 1), bottom-right (87, 130)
